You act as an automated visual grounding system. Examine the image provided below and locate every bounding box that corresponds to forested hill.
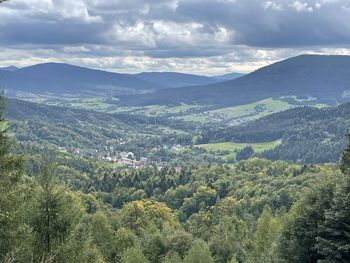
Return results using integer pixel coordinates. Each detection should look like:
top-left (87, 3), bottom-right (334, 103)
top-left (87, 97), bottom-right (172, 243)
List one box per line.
top-left (5, 98), bottom-right (193, 151)
top-left (0, 62), bottom-right (166, 95)
top-left (199, 103), bottom-right (350, 163)
top-left (121, 54), bottom-right (350, 106)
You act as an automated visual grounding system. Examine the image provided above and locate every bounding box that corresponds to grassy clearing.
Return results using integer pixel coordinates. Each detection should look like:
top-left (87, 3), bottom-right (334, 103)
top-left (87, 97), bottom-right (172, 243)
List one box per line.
top-left (194, 139), bottom-right (282, 160)
top-left (176, 98), bottom-right (293, 123)
top-left (212, 98), bottom-right (292, 117)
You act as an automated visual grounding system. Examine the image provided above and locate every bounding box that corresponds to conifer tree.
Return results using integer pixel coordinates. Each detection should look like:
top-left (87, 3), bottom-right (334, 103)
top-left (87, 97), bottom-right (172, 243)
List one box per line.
top-left (30, 160), bottom-right (77, 260)
top-left (340, 133), bottom-right (350, 174)
top-left (249, 206), bottom-right (280, 263)
top-left (0, 94), bottom-right (23, 259)
top-left (316, 135), bottom-right (350, 261)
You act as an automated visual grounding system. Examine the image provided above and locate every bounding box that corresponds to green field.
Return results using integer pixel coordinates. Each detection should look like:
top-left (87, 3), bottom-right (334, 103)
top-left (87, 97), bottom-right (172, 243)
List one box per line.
top-left (194, 140), bottom-right (282, 160)
top-left (176, 98), bottom-right (294, 123)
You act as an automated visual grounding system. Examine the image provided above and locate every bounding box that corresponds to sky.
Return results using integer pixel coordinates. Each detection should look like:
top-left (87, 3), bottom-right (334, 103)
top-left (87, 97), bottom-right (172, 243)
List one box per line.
top-left (1, 0), bottom-right (350, 75)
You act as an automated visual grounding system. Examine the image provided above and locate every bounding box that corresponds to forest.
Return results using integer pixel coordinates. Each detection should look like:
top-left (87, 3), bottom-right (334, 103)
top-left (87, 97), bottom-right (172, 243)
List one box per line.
top-left (2, 0), bottom-right (350, 261)
top-left (1, 94), bottom-right (350, 262)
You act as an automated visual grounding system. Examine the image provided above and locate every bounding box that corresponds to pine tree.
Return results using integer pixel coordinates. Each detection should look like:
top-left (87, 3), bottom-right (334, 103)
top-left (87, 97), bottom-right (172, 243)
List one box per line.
top-left (209, 216), bottom-right (248, 263)
top-left (0, 94), bottom-right (23, 259)
top-left (30, 161), bottom-right (78, 260)
top-left (340, 133), bottom-right (350, 175)
top-left (248, 206), bottom-right (280, 263)
top-left (316, 178), bottom-right (350, 261)
top-left (316, 137), bottom-right (350, 261)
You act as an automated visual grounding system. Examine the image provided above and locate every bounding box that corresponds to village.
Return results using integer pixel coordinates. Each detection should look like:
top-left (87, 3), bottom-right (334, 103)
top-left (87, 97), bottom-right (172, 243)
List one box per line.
top-left (71, 142), bottom-right (184, 172)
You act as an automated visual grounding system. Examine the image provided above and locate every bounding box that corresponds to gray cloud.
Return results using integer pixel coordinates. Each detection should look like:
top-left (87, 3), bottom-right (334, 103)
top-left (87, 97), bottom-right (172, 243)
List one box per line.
top-left (0, 0), bottom-right (350, 74)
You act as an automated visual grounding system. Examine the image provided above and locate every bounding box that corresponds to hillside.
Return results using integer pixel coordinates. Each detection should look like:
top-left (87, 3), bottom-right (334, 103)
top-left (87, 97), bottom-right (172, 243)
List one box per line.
top-left (199, 103), bottom-right (350, 163)
top-left (213, 72), bottom-right (244, 81)
top-left (121, 55), bottom-right (350, 106)
top-left (136, 72), bottom-right (220, 88)
top-left (0, 63), bottom-right (166, 95)
top-left (6, 99), bottom-right (194, 153)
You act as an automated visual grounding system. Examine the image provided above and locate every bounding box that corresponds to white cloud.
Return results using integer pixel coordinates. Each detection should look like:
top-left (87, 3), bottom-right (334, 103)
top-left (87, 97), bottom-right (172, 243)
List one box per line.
top-left (0, 0), bottom-right (350, 74)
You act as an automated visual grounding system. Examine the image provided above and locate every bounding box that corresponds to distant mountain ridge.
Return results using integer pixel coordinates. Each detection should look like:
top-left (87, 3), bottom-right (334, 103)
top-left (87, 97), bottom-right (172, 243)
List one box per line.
top-left (136, 72), bottom-right (219, 88)
top-left (213, 72), bottom-right (244, 81)
top-left (0, 62), bottom-right (243, 96)
top-left (0, 62), bottom-right (167, 95)
top-left (121, 55), bottom-right (350, 106)
top-left (0, 66), bottom-right (18, 72)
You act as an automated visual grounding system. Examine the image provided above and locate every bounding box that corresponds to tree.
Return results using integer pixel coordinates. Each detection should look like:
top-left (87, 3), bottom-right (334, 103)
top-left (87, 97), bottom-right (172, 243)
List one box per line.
top-left (340, 133), bottom-right (350, 175)
top-left (30, 161), bottom-right (79, 259)
top-left (277, 136), bottom-right (350, 262)
top-left (141, 225), bottom-right (166, 263)
top-left (184, 239), bottom-right (213, 263)
top-left (55, 220), bottom-right (105, 263)
top-left (0, 94), bottom-right (23, 259)
top-left (120, 200), bottom-right (179, 234)
top-left (315, 136), bottom-right (350, 261)
top-left (165, 229), bottom-right (193, 258)
top-left (248, 206), bottom-right (280, 263)
top-left (277, 175), bottom-right (337, 262)
top-left (90, 211), bottom-right (115, 261)
top-left (236, 145), bottom-right (254, 161)
top-left (316, 177), bottom-right (350, 261)
top-left (121, 246), bottom-right (150, 263)
top-left (209, 216), bottom-right (249, 263)
top-left (162, 252), bottom-right (182, 263)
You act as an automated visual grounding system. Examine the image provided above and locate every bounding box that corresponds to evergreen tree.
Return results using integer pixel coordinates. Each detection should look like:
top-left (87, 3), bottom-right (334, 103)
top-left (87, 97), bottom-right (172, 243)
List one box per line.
top-left (236, 145), bottom-right (254, 161)
top-left (55, 220), bottom-right (105, 263)
top-left (209, 216), bottom-right (248, 263)
top-left (184, 239), bottom-right (213, 263)
top-left (30, 161), bottom-right (78, 260)
top-left (315, 137), bottom-right (350, 261)
top-left (248, 206), bottom-right (280, 263)
top-left (316, 178), bottom-right (350, 261)
top-left (277, 176), bottom-right (337, 262)
top-left (0, 94), bottom-right (23, 259)
top-left (340, 133), bottom-right (350, 175)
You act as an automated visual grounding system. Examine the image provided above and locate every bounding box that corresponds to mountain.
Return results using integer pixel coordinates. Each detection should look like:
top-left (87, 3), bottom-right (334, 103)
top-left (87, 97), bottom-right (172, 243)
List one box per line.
top-left (0, 66), bottom-right (18, 72)
top-left (0, 63), bottom-right (166, 95)
top-left (213, 72), bottom-right (244, 81)
top-left (136, 72), bottom-right (220, 88)
top-left (121, 55), bottom-right (350, 106)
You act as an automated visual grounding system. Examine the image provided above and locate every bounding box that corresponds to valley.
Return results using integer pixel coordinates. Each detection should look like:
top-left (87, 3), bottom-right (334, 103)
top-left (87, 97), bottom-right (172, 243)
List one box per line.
top-left (1, 54), bottom-right (350, 263)
top-left (2, 0), bottom-right (350, 261)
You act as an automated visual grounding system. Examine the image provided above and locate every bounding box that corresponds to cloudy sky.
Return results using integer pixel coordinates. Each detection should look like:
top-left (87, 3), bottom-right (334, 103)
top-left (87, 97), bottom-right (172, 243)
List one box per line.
top-left (1, 0), bottom-right (350, 75)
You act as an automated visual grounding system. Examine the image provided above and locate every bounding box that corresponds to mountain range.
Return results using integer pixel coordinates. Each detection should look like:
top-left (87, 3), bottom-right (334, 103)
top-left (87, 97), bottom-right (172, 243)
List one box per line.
top-left (0, 63), bottom-right (241, 96)
top-left (121, 55), bottom-right (350, 106)
top-left (2, 54), bottom-right (350, 108)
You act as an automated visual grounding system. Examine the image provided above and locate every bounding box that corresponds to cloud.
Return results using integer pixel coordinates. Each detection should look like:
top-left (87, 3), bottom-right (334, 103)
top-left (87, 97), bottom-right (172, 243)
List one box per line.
top-left (0, 0), bottom-right (350, 74)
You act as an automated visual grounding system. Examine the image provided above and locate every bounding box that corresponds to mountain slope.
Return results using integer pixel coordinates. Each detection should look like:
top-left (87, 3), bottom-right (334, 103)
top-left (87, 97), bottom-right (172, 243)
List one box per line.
top-left (0, 63), bottom-right (166, 95)
top-left (122, 55), bottom-right (350, 106)
top-left (200, 103), bottom-right (350, 163)
top-left (0, 66), bottom-right (18, 72)
top-left (213, 72), bottom-right (244, 81)
top-left (136, 72), bottom-right (220, 88)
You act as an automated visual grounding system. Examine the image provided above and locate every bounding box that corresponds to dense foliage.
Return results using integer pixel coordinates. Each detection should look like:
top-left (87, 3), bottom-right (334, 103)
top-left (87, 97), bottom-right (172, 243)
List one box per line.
top-left (1, 92), bottom-right (350, 262)
top-left (200, 104), bottom-right (350, 163)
